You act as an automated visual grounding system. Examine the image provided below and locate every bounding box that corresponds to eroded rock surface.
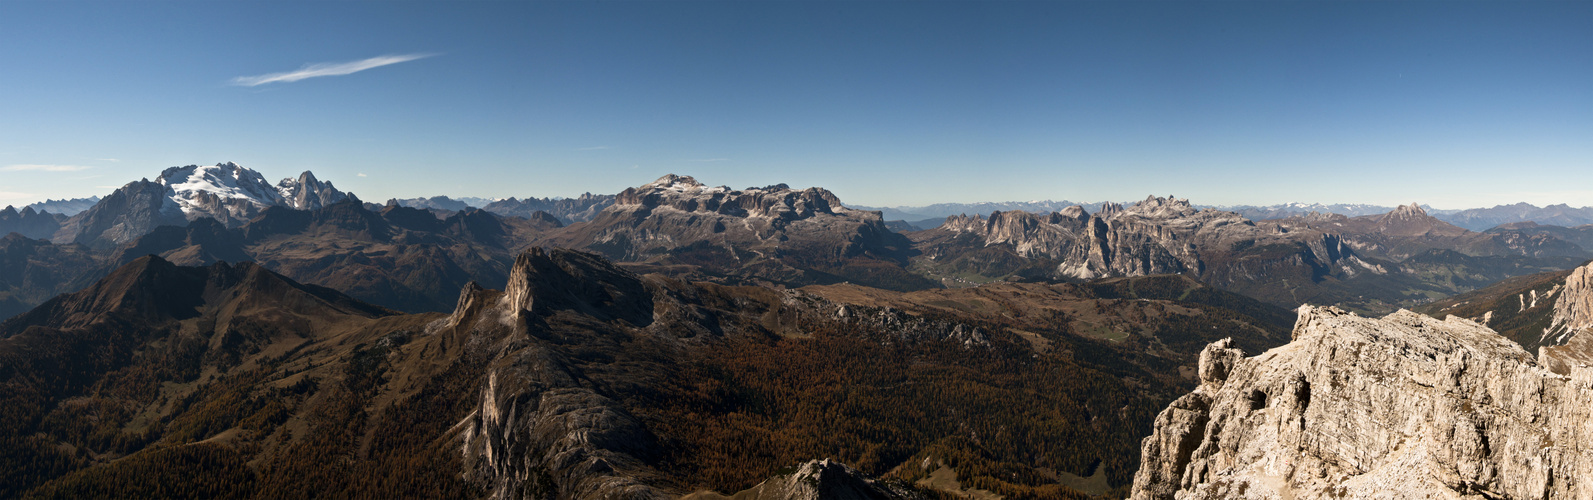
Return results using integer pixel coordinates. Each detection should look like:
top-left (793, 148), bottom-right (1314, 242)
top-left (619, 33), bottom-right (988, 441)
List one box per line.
top-left (1132, 305), bottom-right (1593, 500)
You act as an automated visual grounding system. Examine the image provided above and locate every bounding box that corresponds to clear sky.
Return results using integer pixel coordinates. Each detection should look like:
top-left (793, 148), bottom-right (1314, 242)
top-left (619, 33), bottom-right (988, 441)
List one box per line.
top-left (1, 1), bottom-right (1588, 209)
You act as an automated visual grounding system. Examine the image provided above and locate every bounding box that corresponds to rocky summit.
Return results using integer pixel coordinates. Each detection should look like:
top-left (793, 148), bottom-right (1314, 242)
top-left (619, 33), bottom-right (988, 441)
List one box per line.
top-left (535, 174), bottom-right (931, 291)
top-left (1132, 305), bottom-right (1593, 499)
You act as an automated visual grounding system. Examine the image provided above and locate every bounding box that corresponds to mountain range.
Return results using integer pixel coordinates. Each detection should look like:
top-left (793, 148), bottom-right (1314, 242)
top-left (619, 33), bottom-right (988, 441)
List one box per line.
top-left (6, 164), bottom-right (1593, 323)
top-left (0, 245), bottom-right (1295, 498)
top-left (865, 200), bottom-right (1593, 232)
top-left (22, 196), bottom-right (100, 216)
top-left (7, 161), bottom-right (1593, 498)
top-left (909, 199), bottom-right (1588, 314)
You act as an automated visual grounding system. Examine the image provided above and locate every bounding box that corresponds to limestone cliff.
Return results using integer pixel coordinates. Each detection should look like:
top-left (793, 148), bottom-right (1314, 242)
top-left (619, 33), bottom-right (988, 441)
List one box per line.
top-left (1132, 305), bottom-right (1593, 500)
top-left (1542, 263), bottom-right (1593, 372)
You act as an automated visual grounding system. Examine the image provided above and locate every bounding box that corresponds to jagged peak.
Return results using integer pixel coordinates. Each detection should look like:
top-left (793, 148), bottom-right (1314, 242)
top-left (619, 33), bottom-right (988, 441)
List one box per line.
top-left (500, 248), bottom-right (653, 327)
top-left (1118, 195), bottom-right (1197, 219)
top-left (442, 281), bottom-right (489, 330)
top-left (1388, 202), bottom-right (1428, 220)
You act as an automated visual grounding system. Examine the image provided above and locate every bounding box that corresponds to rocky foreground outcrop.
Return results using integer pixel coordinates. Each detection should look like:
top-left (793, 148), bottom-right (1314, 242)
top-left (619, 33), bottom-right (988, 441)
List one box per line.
top-left (1132, 305), bottom-right (1593, 500)
top-left (683, 459), bottom-right (918, 500)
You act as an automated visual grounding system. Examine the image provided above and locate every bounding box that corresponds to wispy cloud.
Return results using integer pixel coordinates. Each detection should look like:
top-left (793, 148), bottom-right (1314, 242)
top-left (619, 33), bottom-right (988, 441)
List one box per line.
top-left (358, 173), bottom-right (369, 177)
top-left (0, 191), bottom-right (36, 202)
top-left (686, 158), bottom-right (730, 162)
top-left (2, 164), bottom-right (92, 172)
top-left (96, 158), bottom-right (120, 163)
top-left (577, 146), bottom-right (610, 151)
top-left (232, 53), bottom-right (437, 87)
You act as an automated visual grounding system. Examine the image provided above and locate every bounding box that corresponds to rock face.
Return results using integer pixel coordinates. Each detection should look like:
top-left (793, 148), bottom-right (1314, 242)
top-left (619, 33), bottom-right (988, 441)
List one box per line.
top-left (1417, 260), bottom-right (1593, 375)
top-left (276, 170), bottom-right (350, 211)
top-left (1540, 263), bottom-right (1593, 372)
top-left (52, 179), bottom-right (188, 247)
top-left (1131, 305), bottom-right (1593, 500)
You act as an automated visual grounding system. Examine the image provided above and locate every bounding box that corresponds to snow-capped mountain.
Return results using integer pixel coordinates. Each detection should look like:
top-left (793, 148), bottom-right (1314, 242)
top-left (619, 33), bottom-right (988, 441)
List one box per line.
top-left (53, 162), bottom-right (354, 247)
top-left (154, 162), bottom-right (352, 214)
top-left (157, 162), bottom-right (286, 214)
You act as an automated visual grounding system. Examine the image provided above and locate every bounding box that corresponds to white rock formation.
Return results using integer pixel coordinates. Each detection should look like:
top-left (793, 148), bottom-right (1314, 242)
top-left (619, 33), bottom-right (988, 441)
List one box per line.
top-left (1132, 305), bottom-right (1593, 500)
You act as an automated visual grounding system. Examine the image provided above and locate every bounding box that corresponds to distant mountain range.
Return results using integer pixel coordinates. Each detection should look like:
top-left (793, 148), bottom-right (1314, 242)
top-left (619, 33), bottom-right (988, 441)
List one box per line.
top-left (386, 195), bottom-right (504, 212)
top-left (4, 164), bottom-right (1593, 320)
top-left (23, 196), bottom-right (100, 216)
top-left (862, 201), bottom-right (1593, 232)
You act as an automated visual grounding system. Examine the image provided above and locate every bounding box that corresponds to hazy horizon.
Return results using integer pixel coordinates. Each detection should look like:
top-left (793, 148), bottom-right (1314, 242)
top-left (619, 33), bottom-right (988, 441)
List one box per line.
top-left (3, 1), bottom-right (1588, 209)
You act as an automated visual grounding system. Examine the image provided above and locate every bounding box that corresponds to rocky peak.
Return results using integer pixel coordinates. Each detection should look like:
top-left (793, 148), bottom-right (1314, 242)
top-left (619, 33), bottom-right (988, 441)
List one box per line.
top-left (276, 170), bottom-right (350, 210)
top-left (938, 213), bottom-right (987, 234)
top-left (1121, 195), bottom-right (1198, 219)
top-left (1386, 202), bottom-right (1428, 221)
top-left (52, 179), bottom-right (187, 247)
top-left (1097, 202), bottom-right (1125, 219)
top-left (1055, 204), bottom-right (1089, 222)
top-left (612, 174), bottom-right (851, 221)
top-left (500, 247), bottom-right (653, 327)
top-left (1132, 305), bottom-right (1593, 500)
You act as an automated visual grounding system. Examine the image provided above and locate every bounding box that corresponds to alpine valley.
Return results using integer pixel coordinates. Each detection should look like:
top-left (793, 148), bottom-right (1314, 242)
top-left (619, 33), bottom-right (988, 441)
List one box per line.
top-left (5, 163), bottom-right (1593, 499)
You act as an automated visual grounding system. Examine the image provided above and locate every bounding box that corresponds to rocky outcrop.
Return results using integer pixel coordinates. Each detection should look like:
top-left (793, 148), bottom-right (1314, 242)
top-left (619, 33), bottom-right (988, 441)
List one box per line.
top-left (1546, 263), bottom-right (1593, 341)
top-left (1132, 305), bottom-right (1593, 500)
top-left (276, 170), bottom-right (350, 210)
top-left (1540, 263), bottom-right (1593, 372)
top-left (689, 459), bottom-right (916, 500)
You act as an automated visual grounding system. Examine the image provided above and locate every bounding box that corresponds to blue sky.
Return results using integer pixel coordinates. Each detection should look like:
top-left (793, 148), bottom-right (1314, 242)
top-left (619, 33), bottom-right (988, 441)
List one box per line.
top-left (1, 1), bottom-right (1588, 209)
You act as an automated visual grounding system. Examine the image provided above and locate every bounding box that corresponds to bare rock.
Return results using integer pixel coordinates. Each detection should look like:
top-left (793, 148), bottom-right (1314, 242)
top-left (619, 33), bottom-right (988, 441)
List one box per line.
top-left (1132, 305), bottom-right (1593, 500)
